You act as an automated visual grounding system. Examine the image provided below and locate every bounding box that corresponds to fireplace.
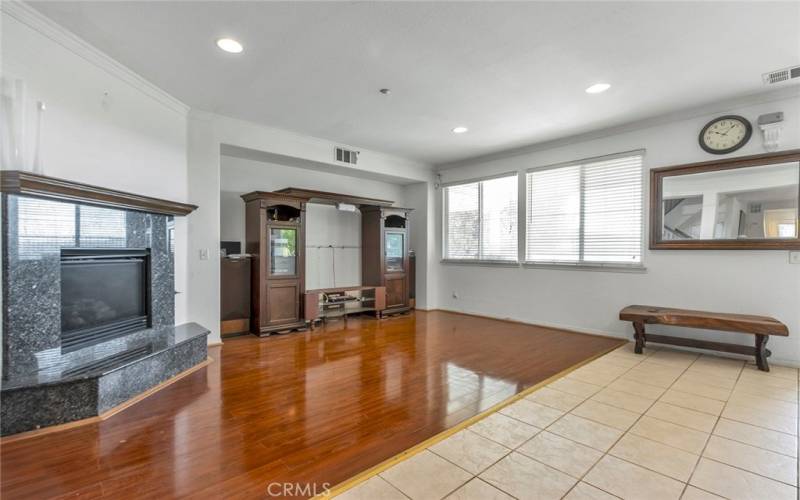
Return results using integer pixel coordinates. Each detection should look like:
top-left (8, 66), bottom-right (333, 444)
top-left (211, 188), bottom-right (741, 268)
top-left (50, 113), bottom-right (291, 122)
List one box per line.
top-left (2, 171), bottom-right (207, 436)
top-left (60, 248), bottom-right (151, 352)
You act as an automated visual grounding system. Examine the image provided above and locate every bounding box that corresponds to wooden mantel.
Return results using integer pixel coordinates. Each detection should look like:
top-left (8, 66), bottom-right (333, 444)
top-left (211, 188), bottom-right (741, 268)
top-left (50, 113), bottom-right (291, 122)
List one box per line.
top-left (0, 170), bottom-right (197, 216)
top-left (274, 187), bottom-right (394, 207)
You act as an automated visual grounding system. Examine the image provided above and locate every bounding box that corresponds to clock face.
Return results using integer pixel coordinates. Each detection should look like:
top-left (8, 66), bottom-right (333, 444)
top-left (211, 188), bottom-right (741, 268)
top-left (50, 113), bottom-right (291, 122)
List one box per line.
top-left (699, 115), bottom-right (752, 154)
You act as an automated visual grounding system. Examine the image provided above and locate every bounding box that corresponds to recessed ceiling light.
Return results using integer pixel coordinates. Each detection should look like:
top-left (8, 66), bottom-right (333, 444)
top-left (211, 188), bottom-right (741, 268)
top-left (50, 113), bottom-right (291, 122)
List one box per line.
top-left (585, 83), bottom-right (611, 94)
top-left (216, 38), bottom-right (243, 54)
top-left (452, 126), bottom-right (468, 134)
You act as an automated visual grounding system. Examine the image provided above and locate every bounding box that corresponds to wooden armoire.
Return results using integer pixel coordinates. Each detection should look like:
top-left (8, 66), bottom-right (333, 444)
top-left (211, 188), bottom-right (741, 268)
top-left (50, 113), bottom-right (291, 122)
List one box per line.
top-left (360, 205), bottom-right (412, 316)
top-left (242, 191), bottom-right (308, 336)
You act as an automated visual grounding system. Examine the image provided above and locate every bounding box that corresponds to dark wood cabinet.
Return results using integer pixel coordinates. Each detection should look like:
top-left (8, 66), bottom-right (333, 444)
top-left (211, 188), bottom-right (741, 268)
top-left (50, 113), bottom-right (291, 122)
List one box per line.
top-left (360, 206), bottom-right (412, 316)
top-left (242, 192), bottom-right (308, 336)
top-left (220, 257), bottom-right (251, 336)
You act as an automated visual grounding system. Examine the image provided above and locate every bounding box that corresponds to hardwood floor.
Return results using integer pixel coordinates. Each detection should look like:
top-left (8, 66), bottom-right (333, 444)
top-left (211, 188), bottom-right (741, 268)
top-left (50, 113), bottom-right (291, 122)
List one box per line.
top-left (0, 310), bottom-right (623, 499)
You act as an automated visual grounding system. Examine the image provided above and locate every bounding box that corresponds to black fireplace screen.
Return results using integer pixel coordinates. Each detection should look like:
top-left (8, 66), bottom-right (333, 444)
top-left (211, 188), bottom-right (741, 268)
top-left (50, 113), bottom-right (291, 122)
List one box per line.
top-left (60, 248), bottom-right (151, 352)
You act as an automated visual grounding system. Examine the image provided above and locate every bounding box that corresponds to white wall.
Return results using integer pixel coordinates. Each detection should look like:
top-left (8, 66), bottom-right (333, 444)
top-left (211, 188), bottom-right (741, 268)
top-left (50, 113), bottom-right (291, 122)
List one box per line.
top-left (1, 4), bottom-right (191, 323)
top-left (436, 90), bottom-right (800, 366)
top-left (219, 154), bottom-right (408, 290)
top-left (404, 181), bottom-right (438, 310)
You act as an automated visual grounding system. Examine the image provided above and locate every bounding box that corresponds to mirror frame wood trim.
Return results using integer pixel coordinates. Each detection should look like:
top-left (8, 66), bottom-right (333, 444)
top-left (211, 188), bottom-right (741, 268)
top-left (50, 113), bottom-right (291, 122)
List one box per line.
top-left (650, 149), bottom-right (800, 250)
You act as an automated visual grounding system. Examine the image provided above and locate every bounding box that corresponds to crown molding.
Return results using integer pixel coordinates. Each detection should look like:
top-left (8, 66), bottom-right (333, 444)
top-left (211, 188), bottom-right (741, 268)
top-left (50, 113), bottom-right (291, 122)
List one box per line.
top-left (2, 0), bottom-right (190, 116)
top-left (436, 85), bottom-right (800, 171)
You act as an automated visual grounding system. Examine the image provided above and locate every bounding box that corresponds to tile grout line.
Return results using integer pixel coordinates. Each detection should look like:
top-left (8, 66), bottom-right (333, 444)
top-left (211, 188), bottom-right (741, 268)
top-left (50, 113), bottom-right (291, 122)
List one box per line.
top-left (451, 344), bottom-right (658, 500)
top-left (588, 350), bottom-right (700, 497)
top-left (551, 346), bottom-right (672, 499)
top-left (559, 350), bottom-right (798, 496)
top-left (424, 429), bottom-right (516, 498)
top-left (551, 350), bottom-right (800, 497)
top-left (532, 356), bottom-right (800, 464)
top-left (684, 357), bottom-right (800, 493)
top-left (579, 350), bottom-right (800, 498)
top-left (678, 352), bottom-right (742, 498)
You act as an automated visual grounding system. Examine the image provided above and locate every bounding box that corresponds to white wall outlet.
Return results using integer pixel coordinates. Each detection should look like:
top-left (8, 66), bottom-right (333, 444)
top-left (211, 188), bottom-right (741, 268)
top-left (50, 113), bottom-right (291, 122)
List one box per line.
top-left (199, 248), bottom-right (209, 260)
top-left (790, 251), bottom-right (800, 264)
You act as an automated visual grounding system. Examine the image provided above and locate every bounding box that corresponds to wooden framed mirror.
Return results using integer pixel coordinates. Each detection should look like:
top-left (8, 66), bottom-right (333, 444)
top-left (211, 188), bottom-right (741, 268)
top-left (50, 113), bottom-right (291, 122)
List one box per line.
top-left (650, 150), bottom-right (800, 250)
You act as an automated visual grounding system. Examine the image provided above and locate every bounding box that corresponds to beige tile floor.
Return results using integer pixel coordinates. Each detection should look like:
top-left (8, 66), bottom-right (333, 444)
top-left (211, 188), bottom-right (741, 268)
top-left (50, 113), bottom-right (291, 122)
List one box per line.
top-left (336, 343), bottom-right (799, 500)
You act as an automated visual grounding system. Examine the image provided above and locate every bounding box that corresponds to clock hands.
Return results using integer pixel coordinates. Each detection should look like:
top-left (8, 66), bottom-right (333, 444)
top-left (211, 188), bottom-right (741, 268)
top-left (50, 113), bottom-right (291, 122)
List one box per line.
top-left (721, 124), bottom-right (738, 136)
top-left (711, 123), bottom-right (739, 136)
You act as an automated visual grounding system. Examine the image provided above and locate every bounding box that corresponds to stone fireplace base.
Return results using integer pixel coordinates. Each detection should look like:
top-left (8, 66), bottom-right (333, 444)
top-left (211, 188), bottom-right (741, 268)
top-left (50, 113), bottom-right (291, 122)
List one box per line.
top-left (1, 323), bottom-right (209, 436)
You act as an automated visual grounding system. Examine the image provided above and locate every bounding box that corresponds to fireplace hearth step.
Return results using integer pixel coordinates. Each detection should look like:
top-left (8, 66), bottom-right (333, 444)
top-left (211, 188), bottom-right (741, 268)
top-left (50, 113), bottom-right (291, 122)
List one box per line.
top-left (62, 345), bottom-right (154, 378)
top-left (0, 323), bottom-right (210, 436)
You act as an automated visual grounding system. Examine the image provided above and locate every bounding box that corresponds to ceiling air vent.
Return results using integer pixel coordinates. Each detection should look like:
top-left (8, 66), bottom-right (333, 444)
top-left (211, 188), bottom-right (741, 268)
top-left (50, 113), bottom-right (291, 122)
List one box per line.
top-left (335, 147), bottom-right (359, 165)
top-left (762, 65), bottom-right (800, 85)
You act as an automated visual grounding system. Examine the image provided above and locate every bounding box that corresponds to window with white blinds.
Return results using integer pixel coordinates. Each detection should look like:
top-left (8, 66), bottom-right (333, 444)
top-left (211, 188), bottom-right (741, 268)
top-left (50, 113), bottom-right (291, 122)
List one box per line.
top-left (444, 174), bottom-right (518, 261)
top-left (526, 153), bottom-right (643, 266)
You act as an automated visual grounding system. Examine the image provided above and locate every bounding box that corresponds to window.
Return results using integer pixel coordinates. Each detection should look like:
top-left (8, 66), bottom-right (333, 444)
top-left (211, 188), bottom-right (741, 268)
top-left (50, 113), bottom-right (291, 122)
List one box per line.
top-left (526, 153), bottom-right (643, 266)
top-left (444, 174), bottom-right (518, 261)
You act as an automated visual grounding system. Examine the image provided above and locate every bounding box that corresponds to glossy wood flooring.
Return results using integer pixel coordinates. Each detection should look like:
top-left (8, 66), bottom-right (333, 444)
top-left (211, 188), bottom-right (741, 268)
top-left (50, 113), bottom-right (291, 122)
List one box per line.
top-left (1, 311), bottom-right (623, 499)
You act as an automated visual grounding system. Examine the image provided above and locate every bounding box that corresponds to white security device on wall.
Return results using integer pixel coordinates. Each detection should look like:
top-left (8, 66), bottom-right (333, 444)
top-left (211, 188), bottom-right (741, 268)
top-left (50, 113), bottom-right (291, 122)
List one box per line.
top-left (757, 112), bottom-right (784, 152)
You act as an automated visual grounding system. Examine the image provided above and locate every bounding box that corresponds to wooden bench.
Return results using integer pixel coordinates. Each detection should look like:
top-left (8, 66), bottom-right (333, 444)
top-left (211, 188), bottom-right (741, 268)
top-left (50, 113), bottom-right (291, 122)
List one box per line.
top-left (619, 305), bottom-right (789, 372)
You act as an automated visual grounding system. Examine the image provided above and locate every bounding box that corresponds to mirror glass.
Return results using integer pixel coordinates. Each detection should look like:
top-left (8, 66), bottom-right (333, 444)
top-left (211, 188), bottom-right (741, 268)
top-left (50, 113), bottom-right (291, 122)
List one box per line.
top-left (661, 161), bottom-right (799, 241)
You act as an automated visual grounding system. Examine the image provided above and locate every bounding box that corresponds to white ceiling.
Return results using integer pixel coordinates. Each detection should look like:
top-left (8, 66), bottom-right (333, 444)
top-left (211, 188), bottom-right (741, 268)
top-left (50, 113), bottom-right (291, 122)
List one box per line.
top-left (30, 1), bottom-right (800, 165)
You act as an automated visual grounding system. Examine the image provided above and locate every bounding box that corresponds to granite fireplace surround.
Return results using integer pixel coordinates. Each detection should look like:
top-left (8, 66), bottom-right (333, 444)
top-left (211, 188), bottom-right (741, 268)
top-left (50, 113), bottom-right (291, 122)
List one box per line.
top-left (1, 171), bottom-right (208, 436)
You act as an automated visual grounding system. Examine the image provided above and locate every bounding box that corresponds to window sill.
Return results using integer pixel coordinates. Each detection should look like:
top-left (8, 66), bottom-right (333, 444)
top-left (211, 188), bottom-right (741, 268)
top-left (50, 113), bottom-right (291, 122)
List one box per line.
top-left (440, 259), bottom-right (520, 268)
top-left (522, 261), bottom-right (647, 273)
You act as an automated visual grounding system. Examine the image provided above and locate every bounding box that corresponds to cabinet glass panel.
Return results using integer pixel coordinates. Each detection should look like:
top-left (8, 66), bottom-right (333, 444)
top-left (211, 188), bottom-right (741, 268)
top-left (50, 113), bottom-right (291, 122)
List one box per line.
top-left (385, 232), bottom-right (404, 272)
top-left (270, 228), bottom-right (297, 275)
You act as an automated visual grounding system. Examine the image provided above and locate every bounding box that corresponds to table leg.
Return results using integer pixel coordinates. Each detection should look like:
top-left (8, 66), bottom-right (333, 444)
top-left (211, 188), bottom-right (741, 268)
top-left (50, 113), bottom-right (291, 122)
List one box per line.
top-left (633, 321), bottom-right (646, 354)
top-left (755, 335), bottom-right (771, 372)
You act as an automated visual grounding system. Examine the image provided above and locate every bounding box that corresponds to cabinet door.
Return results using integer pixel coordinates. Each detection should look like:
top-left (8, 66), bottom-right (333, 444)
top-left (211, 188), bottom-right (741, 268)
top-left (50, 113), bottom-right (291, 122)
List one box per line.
top-left (267, 280), bottom-right (300, 325)
top-left (385, 275), bottom-right (407, 309)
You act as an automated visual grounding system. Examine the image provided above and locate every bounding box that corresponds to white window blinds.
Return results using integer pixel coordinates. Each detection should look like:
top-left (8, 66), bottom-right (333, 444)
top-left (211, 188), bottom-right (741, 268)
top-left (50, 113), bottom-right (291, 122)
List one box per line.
top-left (444, 174), bottom-right (518, 261)
top-left (526, 153), bottom-right (643, 266)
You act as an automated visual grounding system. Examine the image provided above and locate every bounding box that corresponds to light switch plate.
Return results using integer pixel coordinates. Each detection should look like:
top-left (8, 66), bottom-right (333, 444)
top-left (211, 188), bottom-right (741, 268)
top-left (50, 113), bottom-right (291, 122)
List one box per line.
top-left (790, 251), bottom-right (800, 264)
top-left (199, 248), bottom-right (209, 260)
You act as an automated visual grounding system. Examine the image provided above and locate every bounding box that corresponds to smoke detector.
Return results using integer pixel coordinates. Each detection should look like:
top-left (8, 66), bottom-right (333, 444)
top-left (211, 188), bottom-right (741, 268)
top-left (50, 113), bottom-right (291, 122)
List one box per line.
top-left (762, 65), bottom-right (800, 85)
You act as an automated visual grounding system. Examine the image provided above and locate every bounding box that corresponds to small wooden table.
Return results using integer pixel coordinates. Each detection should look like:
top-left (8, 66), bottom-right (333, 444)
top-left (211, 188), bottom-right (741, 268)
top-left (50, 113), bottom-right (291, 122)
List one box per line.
top-left (619, 305), bottom-right (789, 371)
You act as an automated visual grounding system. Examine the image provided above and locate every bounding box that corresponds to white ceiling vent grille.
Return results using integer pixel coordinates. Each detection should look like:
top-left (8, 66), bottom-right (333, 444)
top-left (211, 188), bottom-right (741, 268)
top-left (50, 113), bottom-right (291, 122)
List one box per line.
top-left (762, 65), bottom-right (800, 85)
top-left (335, 147), bottom-right (359, 165)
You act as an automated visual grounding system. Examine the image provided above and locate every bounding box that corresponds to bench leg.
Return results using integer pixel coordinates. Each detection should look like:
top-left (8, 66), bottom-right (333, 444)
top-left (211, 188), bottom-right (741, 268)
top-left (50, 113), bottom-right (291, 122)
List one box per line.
top-left (633, 321), bottom-right (646, 354)
top-left (755, 335), bottom-right (771, 372)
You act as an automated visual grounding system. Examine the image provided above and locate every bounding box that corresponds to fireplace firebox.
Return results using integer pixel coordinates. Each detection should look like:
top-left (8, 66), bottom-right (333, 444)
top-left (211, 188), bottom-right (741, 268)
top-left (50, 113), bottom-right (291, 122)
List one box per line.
top-left (60, 248), bottom-right (151, 352)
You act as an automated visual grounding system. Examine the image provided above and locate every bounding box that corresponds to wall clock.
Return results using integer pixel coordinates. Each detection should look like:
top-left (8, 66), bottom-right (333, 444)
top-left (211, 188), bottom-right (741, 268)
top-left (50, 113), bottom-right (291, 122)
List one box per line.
top-left (699, 115), bottom-right (752, 155)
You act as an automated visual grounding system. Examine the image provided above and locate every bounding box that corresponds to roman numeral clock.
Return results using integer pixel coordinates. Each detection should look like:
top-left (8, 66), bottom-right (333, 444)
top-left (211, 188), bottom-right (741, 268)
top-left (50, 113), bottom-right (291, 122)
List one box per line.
top-left (699, 115), bottom-right (753, 154)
